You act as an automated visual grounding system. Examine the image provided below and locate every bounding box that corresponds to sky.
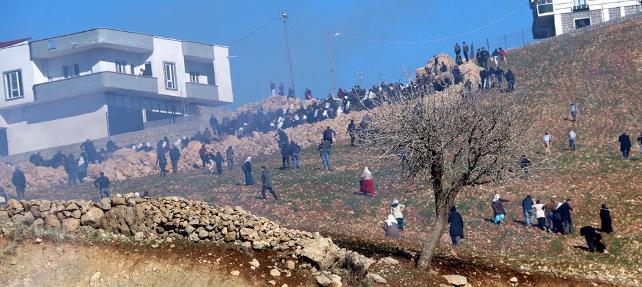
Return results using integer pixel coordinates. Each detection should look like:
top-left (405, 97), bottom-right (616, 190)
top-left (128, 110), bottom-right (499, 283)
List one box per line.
top-left (2, 0), bottom-right (534, 108)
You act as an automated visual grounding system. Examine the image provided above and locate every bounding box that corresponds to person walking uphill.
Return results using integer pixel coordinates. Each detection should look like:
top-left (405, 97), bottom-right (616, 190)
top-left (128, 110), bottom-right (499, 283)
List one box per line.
top-left (260, 166), bottom-right (278, 200)
top-left (242, 157), bottom-right (254, 186)
top-left (491, 194), bottom-right (509, 224)
top-left (360, 166), bottom-right (376, 197)
top-left (12, 167), bottom-right (26, 200)
top-left (618, 132), bottom-right (632, 158)
top-left (391, 199), bottom-right (405, 229)
top-left (94, 172), bottom-right (110, 199)
top-left (600, 204), bottom-right (613, 234)
top-left (318, 140), bottom-right (332, 170)
top-left (522, 195), bottom-right (534, 226)
top-left (448, 206), bottom-right (464, 245)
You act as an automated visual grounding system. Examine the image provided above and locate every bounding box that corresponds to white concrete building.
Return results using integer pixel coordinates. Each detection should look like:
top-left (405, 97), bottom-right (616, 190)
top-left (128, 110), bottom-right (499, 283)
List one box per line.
top-left (530, 0), bottom-right (642, 39)
top-left (0, 28), bottom-right (233, 156)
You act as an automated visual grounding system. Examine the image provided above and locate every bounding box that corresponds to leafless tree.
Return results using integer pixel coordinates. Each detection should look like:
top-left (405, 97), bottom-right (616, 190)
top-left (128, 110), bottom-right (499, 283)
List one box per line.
top-left (365, 87), bottom-right (528, 268)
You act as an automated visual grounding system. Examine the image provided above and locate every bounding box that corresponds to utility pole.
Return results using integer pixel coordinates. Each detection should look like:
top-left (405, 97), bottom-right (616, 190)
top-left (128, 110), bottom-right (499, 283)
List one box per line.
top-left (325, 32), bottom-right (338, 95)
top-left (521, 28), bottom-right (525, 46)
top-left (486, 38), bottom-right (490, 50)
top-left (280, 11), bottom-right (295, 97)
top-left (504, 34), bottom-right (508, 49)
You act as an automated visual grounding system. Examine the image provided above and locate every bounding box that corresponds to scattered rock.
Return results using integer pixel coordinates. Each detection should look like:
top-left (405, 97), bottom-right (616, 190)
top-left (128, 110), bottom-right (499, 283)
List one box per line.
top-left (270, 268), bottom-right (281, 277)
top-left (316, 273), bottom-right (342, 287)
top-left (230, 270), bottom-right (240, 276)
top-left (249, 259), bottom-right (260, 268)
top-left (268, 280), bottom-right (276, 285)
top-left (377, 257), bottom-right (399, 265)
top-left (442, 274), bottom-right (468, 286)
top-left (366, 272), bottom-right (387, 284)
top-left (344, 251), bottom-right (375, 276)
top-left (286, 260), bottom-right (296, 270)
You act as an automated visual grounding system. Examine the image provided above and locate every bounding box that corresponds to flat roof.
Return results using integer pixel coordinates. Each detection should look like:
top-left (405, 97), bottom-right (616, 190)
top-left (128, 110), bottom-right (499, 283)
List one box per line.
top-left (32, 28), bottom-right (228, 48)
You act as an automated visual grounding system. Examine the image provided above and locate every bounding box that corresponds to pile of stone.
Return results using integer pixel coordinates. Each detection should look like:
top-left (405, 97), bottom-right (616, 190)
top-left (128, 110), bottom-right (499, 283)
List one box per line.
top-left (0, 194), bottom-right (377, 286)
top-left (234, 95), bottom-right (315, 115)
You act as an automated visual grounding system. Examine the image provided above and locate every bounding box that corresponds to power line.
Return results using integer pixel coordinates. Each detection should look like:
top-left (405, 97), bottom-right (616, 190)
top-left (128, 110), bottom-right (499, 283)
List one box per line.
top-left (228, 15), bottom-right (280, 46)
top-left (342, 2), bottom-right (529, 45)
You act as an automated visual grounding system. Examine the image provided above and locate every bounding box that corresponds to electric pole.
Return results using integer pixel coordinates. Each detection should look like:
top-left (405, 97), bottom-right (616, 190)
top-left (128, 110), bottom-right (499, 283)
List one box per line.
top-left (280, 11), bottom-right (296, 97)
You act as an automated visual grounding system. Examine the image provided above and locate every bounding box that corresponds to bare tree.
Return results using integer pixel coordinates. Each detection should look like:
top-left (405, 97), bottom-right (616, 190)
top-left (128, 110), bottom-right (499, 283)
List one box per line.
top-left (365, 88), bottom-right (527, 268)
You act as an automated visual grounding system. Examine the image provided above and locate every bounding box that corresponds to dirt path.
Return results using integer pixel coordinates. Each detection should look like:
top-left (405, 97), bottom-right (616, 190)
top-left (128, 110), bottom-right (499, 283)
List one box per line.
top-left (0, 238), bottom-right (312, 287)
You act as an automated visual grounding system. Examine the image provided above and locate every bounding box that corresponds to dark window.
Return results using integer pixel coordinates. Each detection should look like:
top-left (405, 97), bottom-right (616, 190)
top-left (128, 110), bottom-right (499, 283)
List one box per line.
top-left (575, 18), bottom-right (591, 29)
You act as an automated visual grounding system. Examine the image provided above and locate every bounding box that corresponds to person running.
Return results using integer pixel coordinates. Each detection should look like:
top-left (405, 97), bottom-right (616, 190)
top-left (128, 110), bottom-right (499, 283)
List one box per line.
top-left (491, 194), bottom-right (509, 224)
top-left (391, 199), bottom-right (405, 230)
top-left (533, 200), bottom-right (546, 230)
top-left (568, 129), bottom-right (577, 151)
top-left (543, 132), bottom-right (552, 154)
top-left (522, 195), bottom-right (534, 226)
top-left (242, 157), bottom-right (254, 186)
top-left (618, 132), bottom-right (632, 158)
top-left (260, 166), bottom-right (278, 200)
top-left (600, 204), bottom-right (613, 234)
top-left (448, 206), bottom-right (464, 245)
top-left (93, 172), bottom-right (111, 199)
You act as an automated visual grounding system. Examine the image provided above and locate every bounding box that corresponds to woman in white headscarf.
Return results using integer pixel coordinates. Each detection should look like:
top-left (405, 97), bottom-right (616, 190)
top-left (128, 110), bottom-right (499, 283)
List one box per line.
top-left (359, 166), bottom-right (375, 197)
top-left (491, 194), bottom-right (509, 224)
top-left (383, 214), bottom-right (401, 238)
top-left (242, 157), bottom-right (254, 186)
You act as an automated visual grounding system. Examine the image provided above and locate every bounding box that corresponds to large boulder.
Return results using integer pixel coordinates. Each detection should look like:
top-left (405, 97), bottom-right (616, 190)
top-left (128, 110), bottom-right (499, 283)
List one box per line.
top-left (300, 233), bottom-right (343, 270)
top-left (442, 275), bottom-right (468, 286)
top-left (315, 273), bottom-right (342, 287)
top-left (80, 207), bottom-right (104, 228)
top-left (344, 251), bottom-right (375, 276)
top-left (44, 214), bottom-right (61, 230)
top-left (62, 218), bottom-right (80, 232)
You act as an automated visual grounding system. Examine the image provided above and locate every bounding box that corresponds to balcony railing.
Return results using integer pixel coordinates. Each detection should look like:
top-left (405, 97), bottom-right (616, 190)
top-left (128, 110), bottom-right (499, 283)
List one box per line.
top-left (572, 4), bottom-right (589, 11)
top-left (33, 72), bottom-right (158, 103)
top-left (185, 82), bottom-right (219, 105)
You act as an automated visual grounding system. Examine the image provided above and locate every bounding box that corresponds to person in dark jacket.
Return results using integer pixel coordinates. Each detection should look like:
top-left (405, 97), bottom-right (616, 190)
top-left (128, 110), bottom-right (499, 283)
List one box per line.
top-left (318, 140), bottom-right (332, 170)
top-left (156, 150), bottom-right (168, 178)
top-left (522, 195), bottom-right (534, 226)
top-left (169, 145), bottom-right (181, 173)
top-left (93, 172), bottom-right (110, 199)
top-left (559, 199), bottom-right (573, 234)
top-left (199, 144), bottom-right (208, 169)
top-left (618, 132), bottom-right (632, 158)
top-left (600, 204), bottom-right (613, 234)
top-left (260, 166), bottom-right (278, 200)
top-left (289, 140), bottom-right (301, 168)
top-left (491, 194), bottom-right (509, 224)
top-left (242, 157), bottom-right (254, 186)
top-left (226, 146), bottom-right (234, 171)
top-left (63, 154), bottom-right (78, 186)
top-left (347, 120), bottom-right (357, 147)
top-left (12, 167), bottom-right (26, 200)
top-left (448, 206), bottom-right (464, 245)
top-left (580, 226), bottom-right (607, 253)
top-left (322, 127), bottom-right (336, 144)
top-left (213, 152), bottom-right (224, 175)
top-left (280, 144), bottom-right (291, 170)
top-left (519, 155), bottom-right (531, 178)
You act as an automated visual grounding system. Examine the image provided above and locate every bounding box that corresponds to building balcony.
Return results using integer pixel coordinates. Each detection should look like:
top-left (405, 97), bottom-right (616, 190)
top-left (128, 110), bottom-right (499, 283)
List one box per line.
top-left (182, 41), bottom-right (215, 62)
top-left (33, 72), bottom-right (158, 103)
top-left (30, 28), bottom-right (153, 59)
top-left (572, 4), bottom-right (589, 11)
top-left (185, 82), bottom-right (220, 105)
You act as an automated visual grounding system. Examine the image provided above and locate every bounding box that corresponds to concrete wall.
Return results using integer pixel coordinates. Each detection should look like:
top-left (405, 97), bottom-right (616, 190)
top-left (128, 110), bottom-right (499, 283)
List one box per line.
top-left (0, 94), bottom-right (109, 155)
top-left (0, 43), bottom-right (35, 109)
top-left (213, 46), bottom-right (233, 103)
top-left (150, 38), bottom-right (187, 98)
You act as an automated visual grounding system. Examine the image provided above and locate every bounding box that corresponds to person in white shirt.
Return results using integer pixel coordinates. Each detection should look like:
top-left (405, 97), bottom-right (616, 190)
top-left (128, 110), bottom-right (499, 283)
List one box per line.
top-left (532, 200), bottom-right (546, 230)
top-left (568, 129), bottom-right (577, 151)
top-left (391, 199), bottom-right (406, 230)
top-left (543, 132), bottom-right (552, 154)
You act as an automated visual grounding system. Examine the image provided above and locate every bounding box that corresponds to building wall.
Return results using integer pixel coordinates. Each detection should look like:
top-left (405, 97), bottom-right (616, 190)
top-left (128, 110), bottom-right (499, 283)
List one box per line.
top-left (150, 38), bottom-right (187, 98)
top-left (561, 9), bottom-right (604, 33)
top-left (184, 61), bottom-right (215, 85)
top-left (213, 46), bottom-right (233, 103)
top-left (40, 48), bottom-right (149, 81)
top-left (609, 7), bottom-right (622, 18)
top-left (624, 5), bottom-right (642, 16)
top-left (0, 43), bottom-right (35, 109)
top-left (0, 94), bottom-right (109, 155)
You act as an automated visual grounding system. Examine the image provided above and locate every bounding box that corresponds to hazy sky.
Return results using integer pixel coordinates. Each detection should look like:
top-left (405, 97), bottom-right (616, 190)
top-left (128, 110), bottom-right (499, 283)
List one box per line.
top-left (2, 0), bottom-right (534, 107)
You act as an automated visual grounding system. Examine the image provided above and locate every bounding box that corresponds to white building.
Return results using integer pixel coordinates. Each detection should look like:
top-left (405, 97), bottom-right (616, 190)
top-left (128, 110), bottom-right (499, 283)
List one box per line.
top-left (530, 0), bottom-right (642, 39)
top-left (0, 28), bottom-right (233, 156)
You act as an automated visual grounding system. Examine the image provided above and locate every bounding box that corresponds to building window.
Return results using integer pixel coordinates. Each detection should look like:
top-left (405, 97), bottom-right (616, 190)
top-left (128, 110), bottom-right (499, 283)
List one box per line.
top-left (116, 61), bottom-right (128, 74)
top-left (48, 40), bottom-right (57, 50)
top-left (163, 62), bottom-right (177, 90)
top-left (189, 72), bottom-right (200, 84)
top-left (536, 0), bottom-right (554, 14)
top-left (572, 0), bottom-right (589, 11)
top-left (63, 64), bottom-right (80, 79)
top-left (575, 18), bottom-right (591, 29)
top-left (3, 70), bottom-right (24, 100)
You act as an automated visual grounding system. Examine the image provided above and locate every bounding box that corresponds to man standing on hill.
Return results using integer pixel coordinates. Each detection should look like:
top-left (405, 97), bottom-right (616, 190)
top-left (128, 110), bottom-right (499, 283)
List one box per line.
top-left (12, 167), bottom-right (26, 201)
top-left (522, 195), bottom-right (534, 226)
top-left (462, 42), bottom-right (469, 62)
top-left (618, 132), bottom-right (632, 158)
top-left (226, 146), bottom-right (235, 171)
top-left (568, 129), bottom-right (577, 151)
top-left (453, 42), bottom-right (461, 58)
top-left (505, 69), bottom-right (515, 92)
top-left (289, 140), bottom-right (301, 169)
top-left (348, 120), bottom-right (357, 147)
top-left (318, 140), bottom-right (332, 171)
top-left (323, 126), bottom-right (336, 144)
top-left (280, 143), bottom-right (291, 170)
top-left (570, 102), bottom-right (578, 122)
top-left (559, 199), bottom-right (574, 234)
top-left (169, 145), bottom-right (181, 174)
top-left (94, 172), bottom-right (110, 199)
top-left (260, 166), bottom-right (278, 200)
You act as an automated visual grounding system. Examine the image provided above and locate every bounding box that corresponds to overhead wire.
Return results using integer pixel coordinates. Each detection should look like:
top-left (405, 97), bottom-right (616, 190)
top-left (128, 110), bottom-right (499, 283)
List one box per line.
top-left (341, 2), bottom-right (530, 45)
top-left (227, 15), bottom-right (280, 46)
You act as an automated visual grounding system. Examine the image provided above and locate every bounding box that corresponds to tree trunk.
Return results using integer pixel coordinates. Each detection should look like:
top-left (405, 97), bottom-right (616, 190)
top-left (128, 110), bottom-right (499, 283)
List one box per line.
top-left (417, 210), bottom-right (448, 268)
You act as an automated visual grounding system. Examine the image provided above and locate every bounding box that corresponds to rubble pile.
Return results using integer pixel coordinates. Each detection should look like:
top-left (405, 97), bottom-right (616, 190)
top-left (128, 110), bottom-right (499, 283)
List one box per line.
top-left (234, 96), bottom-right (316, 115)
top-left (0, 195), bottom-right (377, 285)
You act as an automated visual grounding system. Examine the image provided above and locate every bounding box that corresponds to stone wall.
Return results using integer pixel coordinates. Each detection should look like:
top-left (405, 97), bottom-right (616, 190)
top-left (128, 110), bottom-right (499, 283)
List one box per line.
top-left (561, 9), bottom-right (603, 34)
top-left (624, 5), bottom-right (642, 16)
top-left (609, 7), bottom-right (621, 19)
top-left (0, 194), bottom-right (377, 285)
